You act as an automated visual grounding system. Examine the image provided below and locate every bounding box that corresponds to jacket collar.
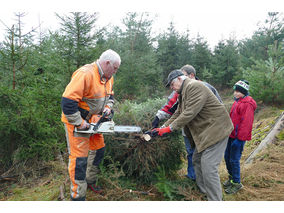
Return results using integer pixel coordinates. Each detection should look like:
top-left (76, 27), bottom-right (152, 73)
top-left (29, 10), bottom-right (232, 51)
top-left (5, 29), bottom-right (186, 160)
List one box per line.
top-left (234, 95), bottom-right (248, 102)
top-left (96, 60), bottom-right (104, 79)
top-left (178, 78), bottom-right (190, 94)
top-left (95, 60), bottom-right (110, 82)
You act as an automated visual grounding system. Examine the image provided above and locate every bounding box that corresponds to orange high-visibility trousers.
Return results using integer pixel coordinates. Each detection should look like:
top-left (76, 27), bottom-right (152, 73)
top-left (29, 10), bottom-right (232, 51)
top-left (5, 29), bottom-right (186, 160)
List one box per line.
top-left (64, 122), bottom-right (105, 200)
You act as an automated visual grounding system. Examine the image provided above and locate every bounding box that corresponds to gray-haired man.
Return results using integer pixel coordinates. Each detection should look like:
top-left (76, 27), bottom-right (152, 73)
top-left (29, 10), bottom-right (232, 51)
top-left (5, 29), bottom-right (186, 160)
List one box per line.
top-left (152, 69), bottom-right (233, 200)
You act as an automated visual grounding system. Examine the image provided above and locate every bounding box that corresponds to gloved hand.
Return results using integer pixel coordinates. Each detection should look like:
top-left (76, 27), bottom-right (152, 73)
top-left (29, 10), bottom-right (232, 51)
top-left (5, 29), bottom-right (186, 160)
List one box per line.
top-left (77, 120), bottom-right (90, 129)
top-left (103, 107), bottom-right (111, 116)
top-left (152, 126), bottom-right (172, 136)
top-left (151, 116), bottom-right (160, 128)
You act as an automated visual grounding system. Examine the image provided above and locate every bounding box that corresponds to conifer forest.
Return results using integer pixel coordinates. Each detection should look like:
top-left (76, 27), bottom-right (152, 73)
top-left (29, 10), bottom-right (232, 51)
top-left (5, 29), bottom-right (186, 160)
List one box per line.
top-left (0, 12), bottom-right (283, 202)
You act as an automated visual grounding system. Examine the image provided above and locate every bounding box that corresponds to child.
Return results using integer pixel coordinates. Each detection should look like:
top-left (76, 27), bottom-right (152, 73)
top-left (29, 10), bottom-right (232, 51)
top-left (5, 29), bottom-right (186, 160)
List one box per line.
top-left (224, 80), bottom-right (257, 194)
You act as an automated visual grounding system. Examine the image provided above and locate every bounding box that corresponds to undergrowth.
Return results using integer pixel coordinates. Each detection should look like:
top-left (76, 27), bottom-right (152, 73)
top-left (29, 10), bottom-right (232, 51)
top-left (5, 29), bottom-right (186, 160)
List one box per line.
top-left (1, 104), bottom-right (283, 201)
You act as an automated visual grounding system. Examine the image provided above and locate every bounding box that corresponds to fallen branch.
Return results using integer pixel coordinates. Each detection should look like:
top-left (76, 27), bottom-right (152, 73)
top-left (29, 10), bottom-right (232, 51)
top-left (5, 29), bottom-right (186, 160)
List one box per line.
top-left (0, 166), bottom-right (49, 183)
top-left (127, 189), bottom-right (155, 196)
top-left (244, 112), bottom-right (284, 166)
top-left (0, 176), bottom-right (17, 182)
top-left (39, 179), bottom-right (51, 186)
top-left (56, 152), bottom-right (68, 201)
top-left (59, 185), bottom-right (65, 201)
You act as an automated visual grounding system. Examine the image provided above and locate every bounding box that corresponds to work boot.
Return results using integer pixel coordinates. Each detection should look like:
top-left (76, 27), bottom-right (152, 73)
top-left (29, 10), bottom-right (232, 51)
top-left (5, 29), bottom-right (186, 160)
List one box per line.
top-left (223, 179), bottom-right (233, 189)
top-left (88, 183), bottom-right (103, 194)
top-left (224, 180), bottom-right (243, 194)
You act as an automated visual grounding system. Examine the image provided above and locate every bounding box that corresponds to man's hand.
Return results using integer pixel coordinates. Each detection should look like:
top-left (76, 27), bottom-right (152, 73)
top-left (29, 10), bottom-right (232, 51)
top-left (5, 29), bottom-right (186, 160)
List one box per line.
top-left (103, 107), bottom-right (111, 116)
top-left (77, 120), bottom-right (90, 129)
top-left (152, 126), bottom-right (172, 136)
top-left (151, 116), bottom-right (160, 128)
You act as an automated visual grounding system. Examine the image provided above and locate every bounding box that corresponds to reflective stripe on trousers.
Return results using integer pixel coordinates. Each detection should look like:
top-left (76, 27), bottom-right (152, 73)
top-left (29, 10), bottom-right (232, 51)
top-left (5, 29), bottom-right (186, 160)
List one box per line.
top-left (64, 123), bottom-right (105, 200)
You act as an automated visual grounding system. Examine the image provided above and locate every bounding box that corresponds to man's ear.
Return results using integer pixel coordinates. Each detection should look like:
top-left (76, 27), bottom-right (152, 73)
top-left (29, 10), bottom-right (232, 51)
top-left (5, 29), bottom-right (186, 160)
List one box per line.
top-left (189, 73), bottom-right (195, 79)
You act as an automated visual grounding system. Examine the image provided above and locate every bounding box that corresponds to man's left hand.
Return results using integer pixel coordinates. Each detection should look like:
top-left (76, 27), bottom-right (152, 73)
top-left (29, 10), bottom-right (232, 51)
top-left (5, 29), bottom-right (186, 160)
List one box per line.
top-left (103, 107), bottom-right (111, 116)
top-left (152, 126), bottom-right (172, 136)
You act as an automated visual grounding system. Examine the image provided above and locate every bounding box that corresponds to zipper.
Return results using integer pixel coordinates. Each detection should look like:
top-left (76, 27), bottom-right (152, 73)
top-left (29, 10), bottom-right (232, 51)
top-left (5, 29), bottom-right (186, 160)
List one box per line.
top-left (100, 81), bottom-right (107, 114)
top-left (231, 99), bottom-right (239, 137)
top-left (231, 100), bottom-right (238, 116)
top-left (235, 124), bottom-right (238, 137)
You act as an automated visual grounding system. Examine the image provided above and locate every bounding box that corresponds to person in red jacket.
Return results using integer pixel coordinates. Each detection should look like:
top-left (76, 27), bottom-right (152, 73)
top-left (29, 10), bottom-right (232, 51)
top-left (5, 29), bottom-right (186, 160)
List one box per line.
top-left (224, 80), bottom-right (257, 194)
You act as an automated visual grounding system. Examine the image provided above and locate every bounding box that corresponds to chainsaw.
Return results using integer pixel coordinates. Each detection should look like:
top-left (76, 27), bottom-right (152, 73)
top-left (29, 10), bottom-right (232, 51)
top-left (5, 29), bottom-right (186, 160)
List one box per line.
top-left (74, 111), bottom-right (141, 135)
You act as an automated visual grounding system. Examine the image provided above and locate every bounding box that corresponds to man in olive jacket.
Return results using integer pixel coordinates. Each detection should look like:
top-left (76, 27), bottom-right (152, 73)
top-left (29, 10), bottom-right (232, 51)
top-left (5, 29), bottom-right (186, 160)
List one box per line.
top-left (152, 70), bottom-right (234, 201)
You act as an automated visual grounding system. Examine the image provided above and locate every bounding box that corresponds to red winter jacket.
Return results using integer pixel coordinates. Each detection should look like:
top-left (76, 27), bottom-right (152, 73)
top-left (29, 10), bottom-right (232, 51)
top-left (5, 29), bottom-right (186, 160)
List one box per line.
top-left (229, 96), bottom-right (257, 141)
top-left (155, 91), bottom-right (179, 120)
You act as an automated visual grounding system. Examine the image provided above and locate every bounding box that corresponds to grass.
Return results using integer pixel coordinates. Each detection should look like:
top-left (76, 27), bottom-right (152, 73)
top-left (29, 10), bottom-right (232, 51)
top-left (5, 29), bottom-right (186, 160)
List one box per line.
top-left (1, 106), bottom-right (283, 201)
top-left (220, 138), bottom-right (284, 201)
top-left (220, 106), bottom-right (284, 201)
top-left (0, 160), bottom-right (69, 201)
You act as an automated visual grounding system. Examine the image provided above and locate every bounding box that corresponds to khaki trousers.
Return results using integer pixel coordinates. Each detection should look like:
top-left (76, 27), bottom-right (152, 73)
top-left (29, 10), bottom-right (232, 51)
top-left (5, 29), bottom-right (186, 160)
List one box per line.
top-left (193, 137), bottom-right (228, 201)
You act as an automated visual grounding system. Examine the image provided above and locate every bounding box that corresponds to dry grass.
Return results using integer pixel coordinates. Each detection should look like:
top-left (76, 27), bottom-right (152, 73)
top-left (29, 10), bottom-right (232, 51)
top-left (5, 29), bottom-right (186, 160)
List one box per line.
top-left (1, 106), bottom-right (283, 201)
top-left (220, 139), bottom-right (284, 201)
top-left (220, 106), bottom-right (284, 201)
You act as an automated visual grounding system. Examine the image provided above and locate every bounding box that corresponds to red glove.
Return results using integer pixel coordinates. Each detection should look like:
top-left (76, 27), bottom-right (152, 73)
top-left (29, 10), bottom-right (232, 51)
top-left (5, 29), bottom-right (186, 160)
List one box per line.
top-left (153, 126), bottom-right (172, 136)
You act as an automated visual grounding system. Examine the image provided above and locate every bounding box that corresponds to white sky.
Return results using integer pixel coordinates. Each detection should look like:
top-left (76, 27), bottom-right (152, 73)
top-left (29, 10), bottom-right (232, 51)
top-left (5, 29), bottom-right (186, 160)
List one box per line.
top-left (0, 0), bottom-right (283, 49)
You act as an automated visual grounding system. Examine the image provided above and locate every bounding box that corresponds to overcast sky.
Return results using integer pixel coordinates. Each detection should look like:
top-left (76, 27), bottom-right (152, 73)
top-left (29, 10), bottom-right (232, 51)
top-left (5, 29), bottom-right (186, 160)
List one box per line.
top-left (0, 0), bottom-right (283, 49)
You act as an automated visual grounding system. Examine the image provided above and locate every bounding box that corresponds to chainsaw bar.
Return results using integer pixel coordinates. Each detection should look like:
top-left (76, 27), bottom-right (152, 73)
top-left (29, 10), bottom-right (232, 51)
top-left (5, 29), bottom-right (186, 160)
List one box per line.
top-left (74, 121), bottom-right (141, 134)
top-left (113, 125), bottom-right (141, 133)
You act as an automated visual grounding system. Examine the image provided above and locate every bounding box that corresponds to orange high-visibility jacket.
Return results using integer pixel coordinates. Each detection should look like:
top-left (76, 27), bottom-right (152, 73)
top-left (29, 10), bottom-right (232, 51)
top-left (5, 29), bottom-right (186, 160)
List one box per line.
top-left (61, 61), bottom-right (114, 126)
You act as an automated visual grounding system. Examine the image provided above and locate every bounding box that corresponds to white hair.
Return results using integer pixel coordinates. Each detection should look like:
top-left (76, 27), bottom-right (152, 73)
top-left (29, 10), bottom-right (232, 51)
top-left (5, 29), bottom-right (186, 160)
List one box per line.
top-left (179, 76), bottom-right (187, 81)
top-left (99, 49), bottom-right (121, 64)
top-left (172, 75), bottom-right (187, 83)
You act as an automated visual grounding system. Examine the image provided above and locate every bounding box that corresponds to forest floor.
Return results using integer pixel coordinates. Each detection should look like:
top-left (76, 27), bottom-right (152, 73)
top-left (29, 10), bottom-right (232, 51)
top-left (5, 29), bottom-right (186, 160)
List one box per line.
top-left (0, 102), bottom-right (283, 202)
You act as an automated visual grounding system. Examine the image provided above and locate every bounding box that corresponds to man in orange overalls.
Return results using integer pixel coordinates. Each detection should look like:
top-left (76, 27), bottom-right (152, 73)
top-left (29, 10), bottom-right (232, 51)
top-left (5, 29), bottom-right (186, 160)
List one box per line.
top-left (61, 49), bottom-right (121, 201)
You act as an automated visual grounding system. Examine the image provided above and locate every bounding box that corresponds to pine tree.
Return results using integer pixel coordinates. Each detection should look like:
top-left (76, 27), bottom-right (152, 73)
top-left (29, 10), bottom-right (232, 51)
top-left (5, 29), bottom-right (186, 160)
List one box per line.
top-left (239, 12), bottom-right (284, 68)
top-left (156, 22), bottom-right (193, 81)
top-left (56, 12), bottom-right (99, 76)
top-left (112, 12), bottom-right (163, 101)
top-left (211, 38), bottom-right (240, 87)
top-left (191, 35), bottom-right (212, 80)
top-left (0, 13), bottom-right (35, 89)
top-left (244, 42), bottom-right (284, 104)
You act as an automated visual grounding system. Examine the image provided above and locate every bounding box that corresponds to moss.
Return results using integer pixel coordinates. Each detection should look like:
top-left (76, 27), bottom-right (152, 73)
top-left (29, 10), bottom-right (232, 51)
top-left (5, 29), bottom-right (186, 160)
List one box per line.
top-left (6, 175), bottom-right (64, 201)
top-left (276, 129), bottom-right (284, 140)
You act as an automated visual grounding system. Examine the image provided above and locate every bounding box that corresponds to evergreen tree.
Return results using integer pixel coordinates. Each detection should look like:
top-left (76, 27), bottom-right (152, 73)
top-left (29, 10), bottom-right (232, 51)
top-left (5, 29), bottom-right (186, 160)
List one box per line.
top-left (244, 42), bottom-right (284, 104)
top-left (156, 22), bottom-right (193, 82)
top-left (28, 31), bottom-right (71, 87)
top-left (113, 12), bottom-right (163, 101)
top-left (156, 22), bottom-right (181, 79)
top-left (0, 13), bottom-right (35, 89)
top-left (177, 29), bottom-right (194, 69)
top-left (211, 38), bottom-right (240, 87)
top-left (239, 12), bottom-right (284, 68)
top-left (191, 35), bottom-right (212, 80)
top-left (56, 12), bottom-right (100, 76)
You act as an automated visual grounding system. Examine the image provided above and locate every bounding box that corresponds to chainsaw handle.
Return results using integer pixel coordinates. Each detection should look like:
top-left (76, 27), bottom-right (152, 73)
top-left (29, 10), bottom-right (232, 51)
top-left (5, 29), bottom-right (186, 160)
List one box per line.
top-left (92, 110), bottom-right (114, 131)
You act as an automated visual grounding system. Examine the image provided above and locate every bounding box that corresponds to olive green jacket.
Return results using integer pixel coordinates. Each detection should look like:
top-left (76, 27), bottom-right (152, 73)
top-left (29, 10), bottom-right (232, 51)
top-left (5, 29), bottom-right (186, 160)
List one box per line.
top-left (164, 78), bottom-right (233, 153)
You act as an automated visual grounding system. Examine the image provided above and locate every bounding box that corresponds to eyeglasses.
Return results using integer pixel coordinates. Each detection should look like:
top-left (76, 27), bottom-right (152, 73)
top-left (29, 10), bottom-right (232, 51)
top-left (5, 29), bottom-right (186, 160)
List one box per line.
top-left (109, 61), bottom-right (119, 73)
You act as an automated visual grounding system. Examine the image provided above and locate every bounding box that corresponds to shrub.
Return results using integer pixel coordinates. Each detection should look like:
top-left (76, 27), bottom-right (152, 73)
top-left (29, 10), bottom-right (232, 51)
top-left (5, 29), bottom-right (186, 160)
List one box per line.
top-left (0, 73), bottom-right (66, 170)
top-left (244, 43), bottom-right (284, 105)
top-left (104, 98), bottom-right (185, 184)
